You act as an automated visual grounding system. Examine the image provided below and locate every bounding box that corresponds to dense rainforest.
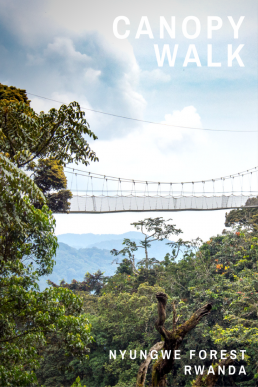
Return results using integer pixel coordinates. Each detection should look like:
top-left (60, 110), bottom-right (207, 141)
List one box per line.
top-left (0, 84), bottom-right (258, 386)
top-left (42, 217), bottom-right (258, 387)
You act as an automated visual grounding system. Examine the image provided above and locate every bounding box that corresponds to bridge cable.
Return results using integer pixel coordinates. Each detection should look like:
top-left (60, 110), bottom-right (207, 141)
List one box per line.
top-left (27, 92), bottom-right (257, 133)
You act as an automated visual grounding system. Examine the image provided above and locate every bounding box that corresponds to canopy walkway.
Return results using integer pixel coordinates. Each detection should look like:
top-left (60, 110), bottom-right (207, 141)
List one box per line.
top-left (63, 166), bottom-right (258, 213)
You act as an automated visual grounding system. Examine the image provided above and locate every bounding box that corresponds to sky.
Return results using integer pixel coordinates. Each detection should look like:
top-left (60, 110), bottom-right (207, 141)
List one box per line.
top-left (0, 0), bottom-right (257, 241)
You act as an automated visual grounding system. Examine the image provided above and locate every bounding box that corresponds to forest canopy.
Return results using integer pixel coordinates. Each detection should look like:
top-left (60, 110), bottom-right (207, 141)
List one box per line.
top-left (44, 218), bottom-right (258, 387)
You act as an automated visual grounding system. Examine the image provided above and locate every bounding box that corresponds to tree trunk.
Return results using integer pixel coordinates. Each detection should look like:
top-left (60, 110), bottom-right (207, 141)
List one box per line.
top-left (136, 341), bottom-right (164, 387)
top-left (137, 292), bottom-right (212, 387)
top-left (144, 238), bottom-right (149, 270)
top-left (132, 254), bottom-right (139, 276)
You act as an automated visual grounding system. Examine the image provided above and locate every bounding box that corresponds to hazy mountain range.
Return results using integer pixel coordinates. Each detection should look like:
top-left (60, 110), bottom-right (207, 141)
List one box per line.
top-left (57, 231), bottom-right (143, 249)
top-left (57, 231), bottom-right (176, 258)
top-left (39, 232), bottom-right (178, 290)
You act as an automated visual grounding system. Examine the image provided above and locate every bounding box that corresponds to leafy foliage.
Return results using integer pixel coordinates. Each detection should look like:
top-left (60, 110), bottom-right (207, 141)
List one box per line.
top-left (0, 153), bottom-right (94, 386)
top-left (40, 222), bottom-right (258, 386)
top-left (0, 83), bottom-right (99, 213)
top-left (111, 217), bottom-right (183, 274)
top-left (0, 99), bottom-right (98, 168)
top-left (32, 158), bottom-right (72, 212)
top-left (49, 270), bottom-right (107, 295)
top-left (0, 85), bottom-right (99, 386)
top-left (0, 153), bottom-right (55, 278)
top-left (0, 83), bottom-right (30, 104)
top-left (33, 158), bottom-right (68, 193)
top-left (225, 197), bottom-right (258, 233)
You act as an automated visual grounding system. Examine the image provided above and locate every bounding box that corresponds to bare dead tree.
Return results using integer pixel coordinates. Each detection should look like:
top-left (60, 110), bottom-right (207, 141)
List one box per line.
top-left (136, 292), bottom-right (212, 387)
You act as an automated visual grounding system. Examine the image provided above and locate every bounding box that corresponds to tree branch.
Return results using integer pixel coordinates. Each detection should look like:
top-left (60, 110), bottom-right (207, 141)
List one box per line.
top-left (135, 342), bottom-right (164, 387)
top-left (150, 293), bottom-right (212, 387)
top-left (19, 121), bottom-right (62, 167)
top-left (155, 292), bottom-right (170, 341)
top-left (172, 302), bottom-right (178, 332)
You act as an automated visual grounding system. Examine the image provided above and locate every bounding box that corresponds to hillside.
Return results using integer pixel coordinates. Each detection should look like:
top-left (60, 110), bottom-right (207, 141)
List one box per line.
top-left (39, 243), bottom-right (115, 290)
top-left (39, 233), bottom-right (181, 290)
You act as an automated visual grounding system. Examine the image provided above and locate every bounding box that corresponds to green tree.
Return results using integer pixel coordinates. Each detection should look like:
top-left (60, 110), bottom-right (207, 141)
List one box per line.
top-left (111, 217), bottom-right (182, 273)
top-left (225, 197), bottom-right (258, 233)
top-left (197, 231), bottom-right (258, 384)
top-left (0, 154), bottom-right (94, 386)
top-left (0, 98), bottom-right (98, 168)
top-left (115, 258), bottom-right (134, 275)
top-left (0, 83), bottom-right (98, 212)
top-left (71, 376), bottom-right (86, 387)
top-left (48, 270), bottom-right (107, 295)
top-left (0, 83), bottom-right (30, 104)
top-left (32, 158), bottom-right (72, 212)
top-left (0, 81), bottom-right (100, 384)
top-left (0, 84), bottom-right (99, 385)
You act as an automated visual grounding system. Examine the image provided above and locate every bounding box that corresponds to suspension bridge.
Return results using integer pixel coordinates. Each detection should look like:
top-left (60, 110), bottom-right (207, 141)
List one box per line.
top-left (63, 166), bottom-right (258, 213)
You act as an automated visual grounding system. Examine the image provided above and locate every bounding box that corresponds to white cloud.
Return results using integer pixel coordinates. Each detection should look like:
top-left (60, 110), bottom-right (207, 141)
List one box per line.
top-left (157, 106), bottom-right (206, 151)
top-left (84, 68), bottom-right (101, 83)
top-left (26, 37), bottom-right (154, 125)
top-left (85, 105), bottom-right (208, 183)
top-left (44, 37), bottom-right (91, 65)
top-left (142, 69), bottom-right (171, 83)
top-left (25, 33), bottom-right (147, 139)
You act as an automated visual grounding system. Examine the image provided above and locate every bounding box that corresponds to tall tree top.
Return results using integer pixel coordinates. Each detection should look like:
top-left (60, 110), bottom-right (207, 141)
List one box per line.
top-left (0, 83), bottom-right (30, 105)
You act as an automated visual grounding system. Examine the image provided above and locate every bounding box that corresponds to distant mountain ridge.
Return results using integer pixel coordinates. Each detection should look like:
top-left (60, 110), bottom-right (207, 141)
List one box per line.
top-left (39, 232), bottom-right (181, 290)
top-left (57, 231), bottom-right (143, 249)
top-left (57, 231), bottom-right (179, 261)
top-left (39, 243), bottom-right (115, 290)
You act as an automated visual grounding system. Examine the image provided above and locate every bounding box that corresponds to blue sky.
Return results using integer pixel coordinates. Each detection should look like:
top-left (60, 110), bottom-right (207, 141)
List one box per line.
top-left (0, 0), bottom-right (257, 240)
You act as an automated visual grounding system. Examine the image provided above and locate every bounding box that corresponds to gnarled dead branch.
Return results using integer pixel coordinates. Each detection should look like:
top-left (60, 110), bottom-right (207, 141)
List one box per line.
top-left (136, 292), bottom-right (212, 387)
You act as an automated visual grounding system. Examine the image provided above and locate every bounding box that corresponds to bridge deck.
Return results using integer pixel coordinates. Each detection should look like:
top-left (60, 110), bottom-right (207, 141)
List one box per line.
top-left (64, 194), bottom-right (258, 213)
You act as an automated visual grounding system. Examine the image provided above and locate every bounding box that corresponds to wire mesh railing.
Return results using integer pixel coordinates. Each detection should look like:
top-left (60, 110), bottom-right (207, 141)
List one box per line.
top-left (60, 166), bottom-right (258, 213)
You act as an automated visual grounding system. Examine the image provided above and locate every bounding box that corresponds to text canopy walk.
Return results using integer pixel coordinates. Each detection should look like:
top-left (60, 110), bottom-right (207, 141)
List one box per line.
top-left (63, 167), bottom-right (258, 213)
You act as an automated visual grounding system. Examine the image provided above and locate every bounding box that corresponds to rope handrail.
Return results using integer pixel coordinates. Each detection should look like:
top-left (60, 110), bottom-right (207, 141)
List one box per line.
top-left (63, 166), bottom-right (258, 213)
top-left (64, 166), bottom-right (258, 185)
